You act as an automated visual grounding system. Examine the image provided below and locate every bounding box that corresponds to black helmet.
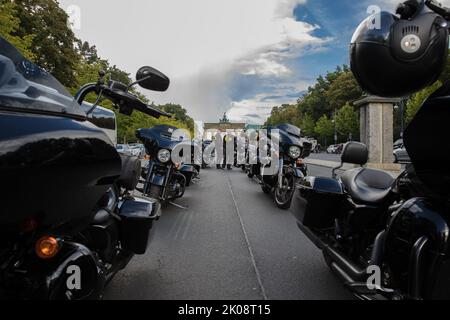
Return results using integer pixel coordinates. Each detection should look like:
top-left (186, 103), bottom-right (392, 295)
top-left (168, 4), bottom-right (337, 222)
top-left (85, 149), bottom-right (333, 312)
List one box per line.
top-left (350, 0), bottom-right (449, 97)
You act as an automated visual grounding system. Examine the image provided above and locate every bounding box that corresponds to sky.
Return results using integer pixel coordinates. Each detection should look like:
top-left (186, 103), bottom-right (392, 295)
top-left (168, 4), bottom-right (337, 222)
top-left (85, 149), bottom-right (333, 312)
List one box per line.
top-left (58, 0), bottom-right (415, 124)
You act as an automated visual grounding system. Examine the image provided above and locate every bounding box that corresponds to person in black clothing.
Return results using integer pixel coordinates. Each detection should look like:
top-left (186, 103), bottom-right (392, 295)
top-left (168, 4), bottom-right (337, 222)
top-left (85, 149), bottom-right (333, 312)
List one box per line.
top-left (222, 133), bottom-right (235, 170)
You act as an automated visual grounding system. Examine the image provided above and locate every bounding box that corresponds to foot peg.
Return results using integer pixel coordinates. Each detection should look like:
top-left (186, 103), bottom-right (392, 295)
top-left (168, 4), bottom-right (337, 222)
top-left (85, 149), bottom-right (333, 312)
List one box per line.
top-left (346, 282), bottom-right (400, 300)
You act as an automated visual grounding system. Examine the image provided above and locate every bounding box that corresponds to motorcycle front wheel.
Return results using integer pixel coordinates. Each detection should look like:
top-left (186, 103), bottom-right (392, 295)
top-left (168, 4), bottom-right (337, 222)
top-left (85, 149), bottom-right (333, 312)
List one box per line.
top-left (274, 172), bottom-right (295, 209)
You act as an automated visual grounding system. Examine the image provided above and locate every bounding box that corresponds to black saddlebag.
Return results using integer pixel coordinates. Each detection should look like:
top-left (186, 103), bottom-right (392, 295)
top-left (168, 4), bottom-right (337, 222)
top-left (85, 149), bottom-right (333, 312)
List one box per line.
top-left (295, 176), bottom-right (344, 229)
top-left (118, 197), bottom-right (161, 254)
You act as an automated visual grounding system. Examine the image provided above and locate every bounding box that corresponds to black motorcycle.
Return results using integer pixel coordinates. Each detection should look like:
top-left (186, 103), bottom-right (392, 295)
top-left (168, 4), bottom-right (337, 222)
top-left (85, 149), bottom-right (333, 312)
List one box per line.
top-left (0, 36), bottom-right (171, 299)
top-left (248, 124), bottom-right (311, 209)
top-left (137, 125), bottom-right (199, 202)
top-left (294, 0), bottom-right (450, 299)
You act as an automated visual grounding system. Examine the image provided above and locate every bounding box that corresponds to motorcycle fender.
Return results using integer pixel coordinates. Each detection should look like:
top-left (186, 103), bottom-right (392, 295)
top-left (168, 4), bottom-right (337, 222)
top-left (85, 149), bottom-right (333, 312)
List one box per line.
top-left (30, 242), bottom-right (104, 300)
top-left (150, 172), bottom-right (167, 186)
top-left (180, 164), bottom-right (197, 174)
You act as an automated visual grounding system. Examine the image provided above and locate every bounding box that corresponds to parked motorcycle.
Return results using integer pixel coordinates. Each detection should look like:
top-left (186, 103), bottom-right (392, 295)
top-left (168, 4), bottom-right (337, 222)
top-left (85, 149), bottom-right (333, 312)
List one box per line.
top-left (0, 36), bottom-right (171, 299)
top-left (249, 124), bottom-right (311, 209)
top-left (136, 125), bottom-right (199, 202)
top-left (294, 0), bottom-right (450, 299)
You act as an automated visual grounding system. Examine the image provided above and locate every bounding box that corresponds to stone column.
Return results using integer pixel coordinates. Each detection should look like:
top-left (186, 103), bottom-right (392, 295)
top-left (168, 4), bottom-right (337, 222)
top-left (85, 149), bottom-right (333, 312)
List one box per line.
top-left (354, 96), bottom-right (401, 166)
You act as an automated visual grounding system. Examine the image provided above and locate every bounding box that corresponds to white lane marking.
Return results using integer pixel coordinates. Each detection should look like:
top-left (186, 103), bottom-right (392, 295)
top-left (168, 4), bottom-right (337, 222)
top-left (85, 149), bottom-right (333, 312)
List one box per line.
top-left (182, 211), bottom-right (195, 240)
top-left (225, 173), bottom-right (268, 300)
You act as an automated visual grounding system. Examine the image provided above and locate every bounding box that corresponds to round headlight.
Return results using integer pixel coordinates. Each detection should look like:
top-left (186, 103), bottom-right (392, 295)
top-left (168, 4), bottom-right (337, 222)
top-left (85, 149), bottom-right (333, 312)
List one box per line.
top-left (289, 146), bottom-right (301, 159)
top-left (157, 149), bottom-right (171, 163)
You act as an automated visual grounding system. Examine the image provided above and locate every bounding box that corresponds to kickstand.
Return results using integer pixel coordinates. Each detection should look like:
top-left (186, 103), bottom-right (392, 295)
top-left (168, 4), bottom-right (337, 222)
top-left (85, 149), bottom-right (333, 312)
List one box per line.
top-left (169, 201), bottom-right (188, 210)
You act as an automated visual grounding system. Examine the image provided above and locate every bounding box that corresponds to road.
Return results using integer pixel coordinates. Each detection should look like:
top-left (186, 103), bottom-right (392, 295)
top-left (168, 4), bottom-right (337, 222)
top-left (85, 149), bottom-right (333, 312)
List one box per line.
top-left (104, 164), bottom-right (352, 300)
top-left (308, 153), bottom-right (341, 162)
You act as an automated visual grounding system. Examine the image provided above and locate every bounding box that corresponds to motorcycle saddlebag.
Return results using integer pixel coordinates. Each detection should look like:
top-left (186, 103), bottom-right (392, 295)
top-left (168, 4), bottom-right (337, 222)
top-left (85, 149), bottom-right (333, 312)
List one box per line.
top-left (118, 197), bottom-right (161, 254)
top-left (295, 176), bottom-right (344, 229)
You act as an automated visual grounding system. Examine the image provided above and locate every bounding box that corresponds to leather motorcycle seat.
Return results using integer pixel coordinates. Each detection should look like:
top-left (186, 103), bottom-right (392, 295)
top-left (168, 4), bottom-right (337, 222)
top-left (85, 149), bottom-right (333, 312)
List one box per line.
top-left (340, 167), bottom-right (394, 205)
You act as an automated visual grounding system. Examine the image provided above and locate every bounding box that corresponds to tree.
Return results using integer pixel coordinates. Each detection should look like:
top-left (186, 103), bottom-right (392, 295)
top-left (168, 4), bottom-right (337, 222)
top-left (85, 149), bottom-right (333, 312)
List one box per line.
top-left (301, 113), bottom-right (316, 138)
top-left (335, 103), bottom-right (359, 141)
top-left (406, 81), bottom-right (442, 123)
top-left (0, 0), bottom-right (34, 59)
top-left (265, 104), bottom-right (301, 127)
top-left (315, 115), bottom-right (334, 146)
top-left (13, 0), bottom-right (80, 87)
top-left (297, 66), bottom-right (360, 123)
top-left (325, 71), bottom-right (362, 110)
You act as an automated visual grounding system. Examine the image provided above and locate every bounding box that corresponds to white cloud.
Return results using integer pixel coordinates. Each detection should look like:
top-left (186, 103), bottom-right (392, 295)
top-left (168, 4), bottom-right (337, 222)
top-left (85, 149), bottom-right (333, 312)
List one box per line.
top-left (59, 0), bottom-right (325, 122)
top-left (226, 80), bottom-right (312, 124)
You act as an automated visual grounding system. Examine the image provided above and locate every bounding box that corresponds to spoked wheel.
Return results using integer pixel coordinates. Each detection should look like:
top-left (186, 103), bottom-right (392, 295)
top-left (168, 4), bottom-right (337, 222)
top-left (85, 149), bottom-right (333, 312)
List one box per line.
top-left (274, 171), bottom-right (296, 209)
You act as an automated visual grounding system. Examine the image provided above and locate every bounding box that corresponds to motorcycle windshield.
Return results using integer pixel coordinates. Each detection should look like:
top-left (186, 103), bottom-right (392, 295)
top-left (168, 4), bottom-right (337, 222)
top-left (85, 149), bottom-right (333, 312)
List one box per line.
top-left (0, 37), bottom-right (85, 118)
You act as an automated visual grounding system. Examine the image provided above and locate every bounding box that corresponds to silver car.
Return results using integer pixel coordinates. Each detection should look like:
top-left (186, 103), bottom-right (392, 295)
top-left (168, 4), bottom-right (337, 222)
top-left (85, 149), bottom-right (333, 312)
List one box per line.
top-left (393, 139), bottom-right (410, 163)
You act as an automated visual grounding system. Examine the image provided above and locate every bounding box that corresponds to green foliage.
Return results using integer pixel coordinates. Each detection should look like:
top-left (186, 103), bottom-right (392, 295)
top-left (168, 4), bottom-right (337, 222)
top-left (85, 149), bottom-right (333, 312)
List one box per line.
top-left (265, 104), bottom-right (302, 128)
top-left (301, 113), bottom-right (316, 137)
top-left (406, 81), bottom-right (442, 123)
top-left (115, 106), bottom-right (191, 144)
top-left (0, 0), bottom-right (34, 59)
top-left (13, 0), bottom-right (80, 87)
top-left (314, 115), bottom-right (334, 145)
top-left (0, 0), bottom-right (195, 144)
top-left (325, 71), bottom-right (362, 110)
top-left (335, 103), bottom-right (359, 140)
top-left (265, 65), bottom-right (362, 143)
top-left (160, 104), bottom-right (194, 131)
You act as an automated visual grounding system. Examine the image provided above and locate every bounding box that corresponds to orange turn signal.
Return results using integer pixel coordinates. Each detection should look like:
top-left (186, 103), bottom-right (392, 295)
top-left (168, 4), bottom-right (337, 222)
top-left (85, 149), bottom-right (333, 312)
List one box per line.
top-left (35, 236), bottom-right (60, 259)
top-left (144, 155), bottom-right (151, 161)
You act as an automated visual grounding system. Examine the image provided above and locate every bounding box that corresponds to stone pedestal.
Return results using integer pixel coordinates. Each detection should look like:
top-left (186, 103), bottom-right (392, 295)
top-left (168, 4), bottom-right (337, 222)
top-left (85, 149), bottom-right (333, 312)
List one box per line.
top-left (354, 96), bottom-right (401, 165)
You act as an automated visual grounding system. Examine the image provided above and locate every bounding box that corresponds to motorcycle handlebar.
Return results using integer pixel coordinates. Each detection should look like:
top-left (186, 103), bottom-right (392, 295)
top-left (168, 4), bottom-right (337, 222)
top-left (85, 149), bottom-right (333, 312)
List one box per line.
top-left (425, 0), bottom-right (450, 20)
top-left (74, 81), bottom-right (172, 119)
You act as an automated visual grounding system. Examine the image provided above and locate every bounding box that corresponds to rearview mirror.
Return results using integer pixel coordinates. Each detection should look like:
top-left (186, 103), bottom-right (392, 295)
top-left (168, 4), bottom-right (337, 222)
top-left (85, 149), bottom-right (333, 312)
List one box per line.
top-left (136, 66), bottom-right (170, 92)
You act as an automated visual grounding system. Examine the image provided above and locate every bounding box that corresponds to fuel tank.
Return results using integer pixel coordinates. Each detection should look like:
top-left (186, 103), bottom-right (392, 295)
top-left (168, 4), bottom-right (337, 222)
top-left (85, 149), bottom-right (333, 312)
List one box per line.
top-left (0, 111), bottom-right (122, 235)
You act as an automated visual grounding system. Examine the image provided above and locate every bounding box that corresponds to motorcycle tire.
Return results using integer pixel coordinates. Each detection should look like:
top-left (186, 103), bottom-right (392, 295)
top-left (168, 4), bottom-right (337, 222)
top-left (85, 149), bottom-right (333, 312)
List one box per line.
top-left (274, 173), bottom-right (295, 210)
top-left (148, 185), bottom-right (163, 200)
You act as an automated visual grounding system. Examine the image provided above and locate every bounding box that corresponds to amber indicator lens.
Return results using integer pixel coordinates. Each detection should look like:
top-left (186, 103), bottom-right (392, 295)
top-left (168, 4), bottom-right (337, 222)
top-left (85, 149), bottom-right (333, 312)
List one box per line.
top-left (35, 236), bottom-right (59, 259)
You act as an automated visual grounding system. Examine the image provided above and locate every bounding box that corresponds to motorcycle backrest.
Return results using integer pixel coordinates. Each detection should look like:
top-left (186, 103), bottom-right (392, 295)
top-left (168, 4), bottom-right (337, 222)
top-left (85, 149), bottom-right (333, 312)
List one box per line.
top-left (341, 142), bottom-right (368, 165)
top-left (117, 154), bottom-right (141, 191)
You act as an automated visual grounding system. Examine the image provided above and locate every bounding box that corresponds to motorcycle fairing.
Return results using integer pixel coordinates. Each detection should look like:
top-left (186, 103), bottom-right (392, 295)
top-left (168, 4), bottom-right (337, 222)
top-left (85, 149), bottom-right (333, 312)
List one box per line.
top-left (404, 80), bottom-right (450, 196)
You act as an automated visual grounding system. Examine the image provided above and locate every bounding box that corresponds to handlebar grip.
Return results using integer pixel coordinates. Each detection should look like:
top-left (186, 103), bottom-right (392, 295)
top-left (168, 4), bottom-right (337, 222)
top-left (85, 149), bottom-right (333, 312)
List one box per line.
top-left (426, 0), bottom-right (450, 19)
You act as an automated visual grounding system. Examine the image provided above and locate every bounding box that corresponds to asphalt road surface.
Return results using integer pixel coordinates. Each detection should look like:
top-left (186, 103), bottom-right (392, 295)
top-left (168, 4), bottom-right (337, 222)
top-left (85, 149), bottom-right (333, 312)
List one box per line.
top-left (105, 165), bottom-right (352, 300)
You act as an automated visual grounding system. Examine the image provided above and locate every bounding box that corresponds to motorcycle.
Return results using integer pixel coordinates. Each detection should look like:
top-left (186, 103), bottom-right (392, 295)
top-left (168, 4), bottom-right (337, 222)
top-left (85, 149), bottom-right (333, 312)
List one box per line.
top-left (136, 125), bottom-right (199, 202)
top-left (248, 124), bottom-right (311, 209)
top-left (294, 0), bottom-right (450, 299)
top-left (0, 36), bottom-right (171, 299)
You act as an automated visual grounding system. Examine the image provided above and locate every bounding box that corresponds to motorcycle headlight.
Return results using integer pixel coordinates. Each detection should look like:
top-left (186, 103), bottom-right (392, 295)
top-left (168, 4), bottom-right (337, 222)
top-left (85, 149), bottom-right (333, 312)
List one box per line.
top-left (289, 146), bottom-right (301, 159)
top-left (157, 149), bottom-right (171, 163)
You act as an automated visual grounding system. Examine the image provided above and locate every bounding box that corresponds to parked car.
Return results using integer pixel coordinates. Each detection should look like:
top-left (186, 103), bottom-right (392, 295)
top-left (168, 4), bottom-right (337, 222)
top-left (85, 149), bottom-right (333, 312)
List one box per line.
top-left (326, 145), bottom-right (337, 154)
top-left (116, 144), bottom-right (131, 155)
top-left (393, 139), bottom-right (411, 163)
top-left (129, 144), bottom-right (146, 158)
top-left (327, 144), bottom-right (344, 154)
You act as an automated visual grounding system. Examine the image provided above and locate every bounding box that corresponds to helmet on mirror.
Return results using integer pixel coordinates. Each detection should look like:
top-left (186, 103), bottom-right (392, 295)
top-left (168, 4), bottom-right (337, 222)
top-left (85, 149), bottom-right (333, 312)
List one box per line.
top-left (350, 0), bottom-right (449, 97)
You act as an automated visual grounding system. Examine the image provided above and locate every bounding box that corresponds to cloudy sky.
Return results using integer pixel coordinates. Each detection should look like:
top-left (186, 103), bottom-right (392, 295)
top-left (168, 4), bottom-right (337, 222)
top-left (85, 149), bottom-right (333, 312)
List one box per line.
top-left (59, 0), bottom-right (407, 124)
